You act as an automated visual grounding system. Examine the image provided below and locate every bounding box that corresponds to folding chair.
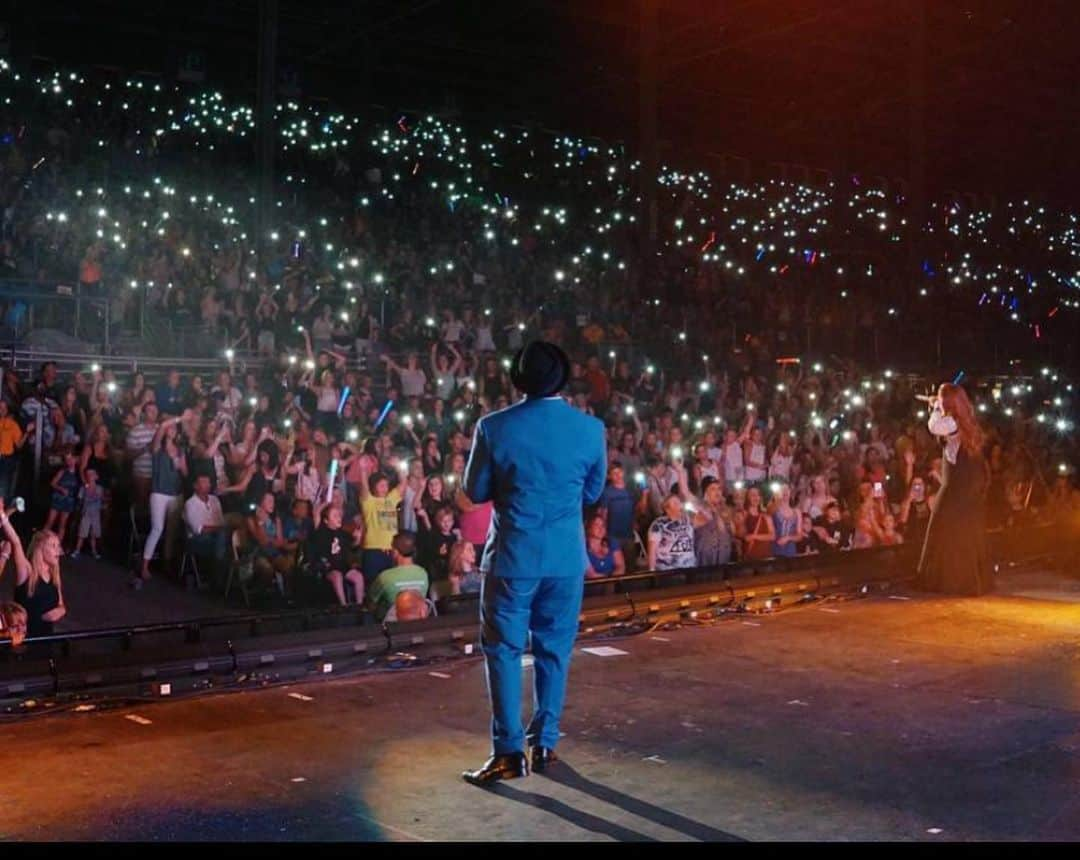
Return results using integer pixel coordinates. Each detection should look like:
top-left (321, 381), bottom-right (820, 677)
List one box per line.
top-left (224, 529), bottom-right (253, 608)
top-left (179, 531), bottom-right (206, 591)
top-left (129, 506), bottom-right (151, 564)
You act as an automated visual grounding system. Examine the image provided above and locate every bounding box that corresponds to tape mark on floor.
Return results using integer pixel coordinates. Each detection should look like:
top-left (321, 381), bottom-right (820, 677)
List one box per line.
top-left (582, 646), bottom-right (629, 657)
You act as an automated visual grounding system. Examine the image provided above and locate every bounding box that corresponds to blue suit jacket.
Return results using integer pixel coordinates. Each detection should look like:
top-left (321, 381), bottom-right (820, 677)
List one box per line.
top-left (464, 397), bottom-right (607, 579)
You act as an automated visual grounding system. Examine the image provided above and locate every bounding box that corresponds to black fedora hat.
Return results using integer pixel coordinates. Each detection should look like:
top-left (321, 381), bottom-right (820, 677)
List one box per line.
top-left (510, 340), bottom-right (570, 397)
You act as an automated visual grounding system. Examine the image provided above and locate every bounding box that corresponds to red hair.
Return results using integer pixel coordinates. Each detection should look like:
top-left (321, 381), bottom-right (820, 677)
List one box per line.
top-left (938, 383), bottom-right (985, 457)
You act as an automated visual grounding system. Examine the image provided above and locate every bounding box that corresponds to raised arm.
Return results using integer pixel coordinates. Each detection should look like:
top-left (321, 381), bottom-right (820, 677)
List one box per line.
top-left (220, 464), bottom-right (256, 496)
top-left (355, 458), bottom-right (371, 501)
top-left (673, 462), bottom-right (702, 510)
top-left (927, 399), bottom-right (958, 437)
top-left (151, 415), bottom-right (181, 453)
top-left (738, 409), bottom-right (754, 442)
top-left (0, 499), bottom-right (28, 575)
top-left (204, 424), bottom-right (229, 459)
top-left (380, 353), bottom-right (403, 375)
top-left (312, 498), bottom-right (329, 529)
top-left (446, 342), bottom-right (463, 376)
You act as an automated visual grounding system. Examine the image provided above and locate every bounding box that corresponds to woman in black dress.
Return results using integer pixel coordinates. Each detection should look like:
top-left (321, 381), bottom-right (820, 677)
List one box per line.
top-left (916, 383), bottom-right (992, 595)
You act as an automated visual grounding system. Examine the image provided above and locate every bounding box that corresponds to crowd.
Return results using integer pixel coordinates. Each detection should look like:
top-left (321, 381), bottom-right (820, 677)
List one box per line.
top-left (0, 60), bottom-right (1076, 639)
top-left (0, 336), bottom-right (1076, 639)
top-left (0, 61), bottom-right (1076, 374)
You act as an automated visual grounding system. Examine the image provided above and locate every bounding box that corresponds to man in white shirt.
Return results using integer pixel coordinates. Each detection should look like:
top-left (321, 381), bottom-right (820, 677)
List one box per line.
top-left (184, 474), bottom-right (229, 584)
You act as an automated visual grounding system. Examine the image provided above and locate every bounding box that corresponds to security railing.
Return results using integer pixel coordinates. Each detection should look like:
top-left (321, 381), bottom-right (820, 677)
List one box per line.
top-left (0, 279), bottom-right (112, 350)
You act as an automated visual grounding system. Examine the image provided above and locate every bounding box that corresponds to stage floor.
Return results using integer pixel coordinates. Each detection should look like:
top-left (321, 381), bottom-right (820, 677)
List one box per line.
top-left (3, 576), bottom-right (1080, 842)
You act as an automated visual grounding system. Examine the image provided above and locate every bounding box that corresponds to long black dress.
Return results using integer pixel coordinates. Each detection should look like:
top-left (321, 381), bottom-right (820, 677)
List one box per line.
top-left (916, 442), bottom-right (993, 595)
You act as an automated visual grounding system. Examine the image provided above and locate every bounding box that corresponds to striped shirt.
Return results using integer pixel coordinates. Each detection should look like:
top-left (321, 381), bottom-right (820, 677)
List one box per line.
top-left (126, 423), bottom-right (158, 479)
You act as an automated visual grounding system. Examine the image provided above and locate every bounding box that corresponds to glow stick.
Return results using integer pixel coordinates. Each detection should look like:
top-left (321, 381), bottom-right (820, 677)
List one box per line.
top-left (374, 399), bottom-right (394, 431)
top-left (337, 386), bottom-right (351, 416)
top-left (327, 459), bottom-right (339, 504)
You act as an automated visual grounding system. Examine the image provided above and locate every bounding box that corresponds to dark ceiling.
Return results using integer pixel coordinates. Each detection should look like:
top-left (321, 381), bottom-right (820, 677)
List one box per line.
top-left (6, 0), bottom-right (1080, 195)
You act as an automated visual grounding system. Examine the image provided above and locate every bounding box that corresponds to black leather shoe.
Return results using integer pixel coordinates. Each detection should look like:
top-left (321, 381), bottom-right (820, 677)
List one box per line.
top-left (530, 746), bottom-right (559, 773)
top-left (462, 752), bottom-right (529, 786)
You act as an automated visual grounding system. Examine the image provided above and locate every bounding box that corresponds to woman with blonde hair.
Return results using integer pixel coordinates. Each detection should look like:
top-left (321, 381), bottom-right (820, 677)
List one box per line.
top-left (0, 500), bottom-right (66, 637)
top-left (916, 383), bottom-right (992, 595)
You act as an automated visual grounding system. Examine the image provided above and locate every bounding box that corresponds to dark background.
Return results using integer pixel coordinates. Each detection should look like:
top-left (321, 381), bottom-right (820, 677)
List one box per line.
top-left (4, 0), bottom-right (1079, 198)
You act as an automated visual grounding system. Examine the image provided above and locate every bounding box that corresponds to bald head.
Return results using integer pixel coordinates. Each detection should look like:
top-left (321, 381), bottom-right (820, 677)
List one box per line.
top-left (394, 590), bottom-right (429, 622)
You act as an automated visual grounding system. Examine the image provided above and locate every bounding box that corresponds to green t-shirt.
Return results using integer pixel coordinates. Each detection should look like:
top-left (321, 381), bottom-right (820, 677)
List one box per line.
top-left (369, 564), bottom-right (430, 621)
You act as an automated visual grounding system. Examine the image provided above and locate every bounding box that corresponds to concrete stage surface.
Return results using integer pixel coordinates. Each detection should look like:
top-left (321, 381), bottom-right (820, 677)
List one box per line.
top-left (3, 575), bottom-right (1079, 842)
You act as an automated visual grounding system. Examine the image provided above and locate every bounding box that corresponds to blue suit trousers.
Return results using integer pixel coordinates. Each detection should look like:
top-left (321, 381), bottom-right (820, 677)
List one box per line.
top-left (480, 574), bottom-right (584, 755)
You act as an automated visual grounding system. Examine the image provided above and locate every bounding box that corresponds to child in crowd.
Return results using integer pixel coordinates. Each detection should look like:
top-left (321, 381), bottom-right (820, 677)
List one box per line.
top-left (45, 448), bottom-right (80, 541)
top-left (419, 504), bottom-right (460, 583)
top-left (71, 467), bottom-right (104, 560)
top-left (448, 540), bottom-right (482, 596)
top-left (879, 513), bottom-right (904, 546)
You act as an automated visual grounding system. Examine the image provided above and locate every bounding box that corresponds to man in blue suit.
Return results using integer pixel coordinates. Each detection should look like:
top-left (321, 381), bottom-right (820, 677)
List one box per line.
top-left (462, 341), bottom-right (607, 785)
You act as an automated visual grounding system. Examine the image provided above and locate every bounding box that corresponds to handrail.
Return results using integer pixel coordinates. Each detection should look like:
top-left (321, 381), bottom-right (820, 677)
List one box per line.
top-left (7, 522), bottom-right (1062, 654)
top-left (3, 545), bottom-right (899, 659)
top-left (0, 343), bottom-right (382, 380)
top-left (0, 345), bottom-right (258, 376)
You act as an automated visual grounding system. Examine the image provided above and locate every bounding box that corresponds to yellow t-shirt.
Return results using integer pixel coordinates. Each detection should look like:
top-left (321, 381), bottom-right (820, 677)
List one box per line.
top-left (361, 488), bottom-right (401, 550)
